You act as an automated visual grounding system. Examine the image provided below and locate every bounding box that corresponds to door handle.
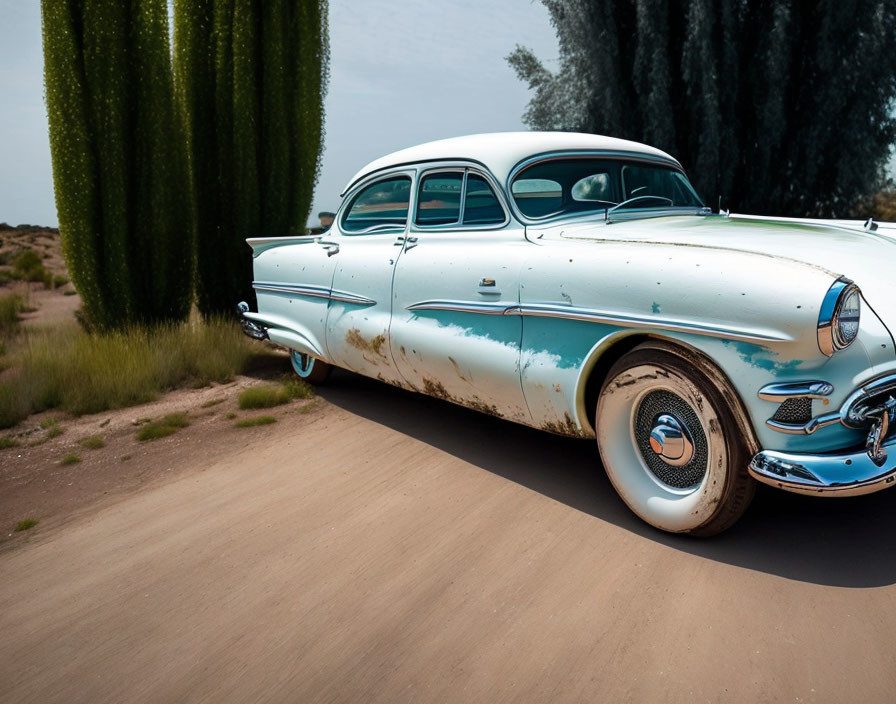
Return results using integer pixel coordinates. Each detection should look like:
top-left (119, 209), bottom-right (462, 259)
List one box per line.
top-left (477, 278), bottom-right (500, 295)
top-left (319, 240), bottom-right (339, 256)
top-left (394, 235), bottom-right (419, 250)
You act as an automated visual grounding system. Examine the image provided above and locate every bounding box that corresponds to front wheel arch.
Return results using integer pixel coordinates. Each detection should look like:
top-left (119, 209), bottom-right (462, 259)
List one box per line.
top-left (580, 335), bottom-right (760, 455)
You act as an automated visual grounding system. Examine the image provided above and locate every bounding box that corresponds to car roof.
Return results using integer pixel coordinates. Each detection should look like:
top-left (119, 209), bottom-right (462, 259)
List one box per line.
top-left (341, 131), bottom-right (680, 195)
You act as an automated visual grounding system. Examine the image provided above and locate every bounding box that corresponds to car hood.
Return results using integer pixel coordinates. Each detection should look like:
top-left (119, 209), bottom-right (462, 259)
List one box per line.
top-left (542, 213), bottom-right (896, 332)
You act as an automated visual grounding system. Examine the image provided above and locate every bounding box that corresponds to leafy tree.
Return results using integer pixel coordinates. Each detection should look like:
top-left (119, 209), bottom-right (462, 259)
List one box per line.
top-left (42, 0), bottom-right (192, 328)
top-left (509, 0), bottom-right (896, 217)
top-left (175, 0), bottom-right (330, 317)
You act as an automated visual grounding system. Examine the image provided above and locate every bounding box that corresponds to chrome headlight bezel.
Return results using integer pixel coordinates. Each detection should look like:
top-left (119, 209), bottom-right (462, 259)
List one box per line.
top-left (817, 278), bottom-right (861, 357)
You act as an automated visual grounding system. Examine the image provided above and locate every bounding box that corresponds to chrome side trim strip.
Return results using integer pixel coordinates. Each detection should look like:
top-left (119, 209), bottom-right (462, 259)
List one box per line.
top-left (749, 440), bottom-right (896, 497)
top-left (406, 300), bottom-right (517, 316)
top-left (404, 299), bottom-right (791, 342)
top-left (758, 381), bottom-right (834, 402)
top-left (252, 281), bottom-right (375, 306)
top-left (511, 303), bottom-right (793, 343)
top-left (328, 288), bottom-right (378, 305)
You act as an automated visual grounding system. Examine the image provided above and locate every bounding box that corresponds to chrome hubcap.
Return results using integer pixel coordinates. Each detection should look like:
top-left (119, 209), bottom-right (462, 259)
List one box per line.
top-left (648, 413), bottom-right (694, 467)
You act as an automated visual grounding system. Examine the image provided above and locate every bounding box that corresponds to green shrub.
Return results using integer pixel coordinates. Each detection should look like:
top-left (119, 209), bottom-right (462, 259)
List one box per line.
top-left (235, 415), bottom-right (277, 427)
top-left (12, 250), bottom-right (52, 287)
top-left (14, 518), bottom-right (38, 532)
top-left (0, 318), bottom-right (261, 428)
top-left (60, 453), bottom-right (81, 465)
top-left (53, 274), bottom-right (69, 288)
top-left (137, 412), bottom-right (190, 441)
top-left (238, 377), bottom-right (311, 409)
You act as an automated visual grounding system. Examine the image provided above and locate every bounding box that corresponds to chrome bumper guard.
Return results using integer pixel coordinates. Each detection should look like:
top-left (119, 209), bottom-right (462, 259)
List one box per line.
top-left (236, 301), bottom-right (268, 341)
top-left (749, 437), bottom-right (896, 496)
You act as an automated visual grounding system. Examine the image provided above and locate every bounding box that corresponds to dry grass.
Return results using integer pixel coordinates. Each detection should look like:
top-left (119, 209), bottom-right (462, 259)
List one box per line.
top-left (0, 318), bottom-right (263, 429)
top-left (60, 453), bottom-right (81, 465)
top-left (79, 435), bottom-right (105, 449)
top-left (0, 292), bottom-right (24, 333)
top-left (235, 415), bottom-right (277, 427)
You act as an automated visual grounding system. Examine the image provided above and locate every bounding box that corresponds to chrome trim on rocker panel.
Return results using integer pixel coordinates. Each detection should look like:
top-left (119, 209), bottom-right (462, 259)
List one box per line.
top-left (252, 281), bottom-right (376, 306)
top-left (404, 300), bottom-right (792, 343)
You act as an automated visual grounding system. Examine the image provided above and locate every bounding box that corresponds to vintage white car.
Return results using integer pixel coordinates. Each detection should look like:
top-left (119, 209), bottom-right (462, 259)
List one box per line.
top-left (238, 132), bottom-right (896, 536)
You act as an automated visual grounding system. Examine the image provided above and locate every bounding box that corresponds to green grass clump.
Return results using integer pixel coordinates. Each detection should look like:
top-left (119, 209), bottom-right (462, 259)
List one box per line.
top-left (14, 518), bottom-right (38, 532)
top-left (53, 274), bottom-right (69, 288)
top-left (136, 413), bottom-right (190, 441)
top-left (0, 435), bottom-right (19, 449)
top-left (79, 435), bottom-right (105, 449)
top-left (41, 418), bottom-right (64, 438)
top-left (0, 318), bottom-right (261, 429)
top-left (235, 415), bottom-right (277, 427)
top-left (238, 377), bottom-right (312, 410)
top-left (60, 453), bottom-right (81, 465)
top-left (0, 292), bottom-right (24, 333)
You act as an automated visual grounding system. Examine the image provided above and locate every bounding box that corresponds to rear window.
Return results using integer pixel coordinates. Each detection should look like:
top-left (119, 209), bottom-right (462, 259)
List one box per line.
top-left (416, 172), bottom-right (463, 226)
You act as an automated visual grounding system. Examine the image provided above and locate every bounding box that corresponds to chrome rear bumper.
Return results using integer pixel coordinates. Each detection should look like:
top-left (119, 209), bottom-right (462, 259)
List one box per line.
top-left (236, 301), bottom-right (269, 340)
top-left (749, 438), bottom-right (896, 496)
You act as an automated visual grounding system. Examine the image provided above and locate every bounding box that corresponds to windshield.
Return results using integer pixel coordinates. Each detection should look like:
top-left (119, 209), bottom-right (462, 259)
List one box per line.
top-left (511, 157), bottom-right (704, 219)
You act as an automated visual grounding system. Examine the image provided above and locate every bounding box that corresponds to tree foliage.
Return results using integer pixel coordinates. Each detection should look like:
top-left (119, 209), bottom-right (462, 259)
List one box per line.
top-left (175, 0), bottom-right (330, 317)
top-left (509, 0), bottom-right (896, 217)
top-left (42, 0), bottom-right (193, 329)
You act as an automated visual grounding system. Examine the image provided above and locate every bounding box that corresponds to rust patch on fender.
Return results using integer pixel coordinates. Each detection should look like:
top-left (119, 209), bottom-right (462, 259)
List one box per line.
top-left (422, 377), bottom-right (502, 417)
top-left (346, 328), bottom-right (389, 359)
top-left (542, 412), bottom-right (590, 438)
top-left (448, 356), bottom-right (472, 383)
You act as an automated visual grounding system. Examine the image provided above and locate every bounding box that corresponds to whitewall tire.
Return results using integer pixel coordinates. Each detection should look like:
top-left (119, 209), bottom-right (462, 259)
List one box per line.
top-left (596, 342), bottom-right (755, 536)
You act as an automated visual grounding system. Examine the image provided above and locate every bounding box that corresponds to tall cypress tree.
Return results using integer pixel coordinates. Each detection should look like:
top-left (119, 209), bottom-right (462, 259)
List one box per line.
top-left (509, 0), bottom-right (896, 217)
top-left (42, 0), bottom-right (192, 329)
top-left (175, 0), bottom-right (330, 317)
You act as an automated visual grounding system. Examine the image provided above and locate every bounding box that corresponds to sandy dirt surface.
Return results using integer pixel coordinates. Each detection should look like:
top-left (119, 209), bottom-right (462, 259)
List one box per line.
top-left (2, 369), bottom-right (896, 703)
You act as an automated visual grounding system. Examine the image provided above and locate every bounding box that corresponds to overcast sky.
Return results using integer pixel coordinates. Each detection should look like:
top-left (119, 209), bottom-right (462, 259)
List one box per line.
top-left (0, 0), bottom-right (558, 228)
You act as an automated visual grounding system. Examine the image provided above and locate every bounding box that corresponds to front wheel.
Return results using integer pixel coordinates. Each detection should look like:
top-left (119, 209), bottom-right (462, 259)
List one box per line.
top-left (290, 350), bottom-right (332, 385)
top-left (596, 342), bottom-right (755, 536)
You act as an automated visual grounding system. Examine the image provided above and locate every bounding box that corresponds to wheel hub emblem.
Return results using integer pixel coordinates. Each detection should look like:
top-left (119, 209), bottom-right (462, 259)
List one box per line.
top-left (648, 414), bottom-right (695, 467)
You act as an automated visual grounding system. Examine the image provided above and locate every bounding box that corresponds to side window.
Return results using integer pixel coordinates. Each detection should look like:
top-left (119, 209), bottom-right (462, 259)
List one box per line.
top-left (342, 176), bottom-right (411, 233)
top-left (572, 173), bottom-right (612, 203)
top-left (463, 174), bottom-right (505, 225)
top-left (511, 178), bottom-right (563, 218)
top-left (416, 172), bottom-right (463, 226)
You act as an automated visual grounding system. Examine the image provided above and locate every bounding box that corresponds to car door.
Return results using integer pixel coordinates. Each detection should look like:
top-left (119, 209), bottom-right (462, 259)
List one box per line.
top-left (249, 236), bottom-right (339, 359)
top-left (390, 166), bottom-right (531, 423)
top-left (324, 170), bottom-right (413, 386)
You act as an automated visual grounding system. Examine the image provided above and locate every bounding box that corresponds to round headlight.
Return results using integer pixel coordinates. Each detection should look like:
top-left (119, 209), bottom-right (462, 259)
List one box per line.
top-left (817, 279), bottom-right (861, 357)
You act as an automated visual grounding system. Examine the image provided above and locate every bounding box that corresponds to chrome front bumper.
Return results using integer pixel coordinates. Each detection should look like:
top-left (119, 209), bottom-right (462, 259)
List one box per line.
top-left (749, 438), bottom-right (896, 496)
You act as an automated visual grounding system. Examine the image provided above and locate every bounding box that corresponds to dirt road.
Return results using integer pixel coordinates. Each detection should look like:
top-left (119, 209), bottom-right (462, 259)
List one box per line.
top-left (2, 371), bottom-right (896, 703)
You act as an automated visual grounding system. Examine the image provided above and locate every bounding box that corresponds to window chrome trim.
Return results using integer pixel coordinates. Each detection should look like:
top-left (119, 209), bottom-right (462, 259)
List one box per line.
top-left (410, 162), bottom-right (511, 232)
top-left (505, 150), bottom-right (694, 226)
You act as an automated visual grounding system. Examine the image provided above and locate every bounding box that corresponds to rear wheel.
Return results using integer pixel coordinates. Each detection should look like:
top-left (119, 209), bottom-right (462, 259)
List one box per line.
top-left (596, 342), bottom-right (755, 536)
top-left (290, 350), bottom-right (332, 385)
